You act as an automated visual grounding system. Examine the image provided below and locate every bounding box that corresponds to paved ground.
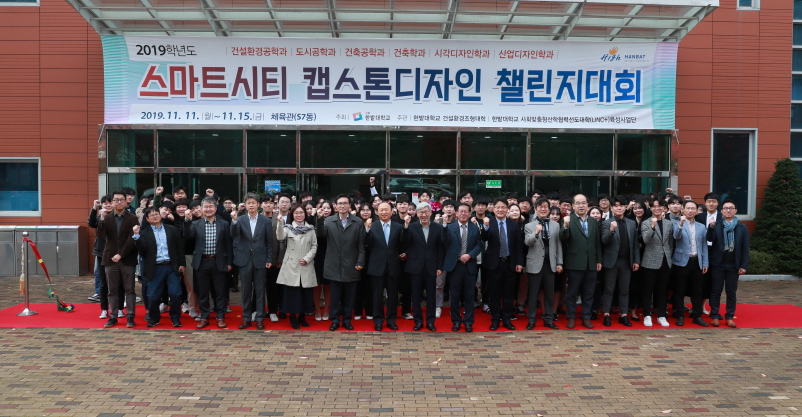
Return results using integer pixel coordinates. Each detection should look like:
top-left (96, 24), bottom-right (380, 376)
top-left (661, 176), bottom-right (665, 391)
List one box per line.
top-left (0, 275), bottom-right (801, 417)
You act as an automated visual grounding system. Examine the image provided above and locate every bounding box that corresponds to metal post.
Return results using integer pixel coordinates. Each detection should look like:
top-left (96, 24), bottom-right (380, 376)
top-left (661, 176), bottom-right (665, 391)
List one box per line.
top-left (17, 232), bottom-right (38, 316)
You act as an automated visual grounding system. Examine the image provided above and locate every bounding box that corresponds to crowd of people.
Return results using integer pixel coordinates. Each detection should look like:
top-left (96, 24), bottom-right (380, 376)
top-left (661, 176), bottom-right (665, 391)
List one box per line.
top-left (87, 183), bottom-right (749, 331)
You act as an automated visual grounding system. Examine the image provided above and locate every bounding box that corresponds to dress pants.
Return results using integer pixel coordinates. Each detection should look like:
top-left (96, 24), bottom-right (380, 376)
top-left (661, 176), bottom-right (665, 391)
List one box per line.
top-left (526, 257), bottom-right (555, 323)
top-left (96, 257), bottom-right (109, 311)
top-left (602, 257), bottom-right (632, 314)
top-left (487, 258), bottom-right (516, 322)
top-left (265, 267), bottom-right (281, 314)
top-left (566, 269), bottom-right (596, 320)
top-left (106, 264), bottom-right (136, 318)
top-left (371, 271), bottom-right (399, 326)
top-left (354, 269), bottom-right (373, 317)
top-left (195, 258), bottom-right (228, 320)
top-left (410, 271), bottom-right (437, 325)
top-left (398, 270), bottom-right (412, 316)
top-left (329, 280), bottom-right (357, 325)
top-left (710, 267), bottom-right (739, 320)
top-left (641, 258), bottom-right (671, 317)
top-left (435, 271), bottom-right (447, 308)
top-left (673, 260), bottom-right (704, 319)
top-left (146, 264), bottom-right (182, 322)
top-left (239, 262), bottom-right (267, 321)
top-left (183, 255), bottom-right (198, 312)
top-left (448, 262), bottom-right (476, 326)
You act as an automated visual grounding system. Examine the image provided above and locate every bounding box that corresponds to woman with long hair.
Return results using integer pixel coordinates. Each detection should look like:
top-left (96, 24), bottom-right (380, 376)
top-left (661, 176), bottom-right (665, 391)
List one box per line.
top-left (275, 204), bottom-right (318, 329)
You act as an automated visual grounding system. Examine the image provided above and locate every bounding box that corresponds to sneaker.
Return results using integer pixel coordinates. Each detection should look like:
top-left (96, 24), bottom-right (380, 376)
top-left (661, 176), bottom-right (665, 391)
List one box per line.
top-left (657, 317), bottom-right (670, 327)
top-left (403, 313), bottom-right (414, 320)
top-left (643, 316), bottom-right (653, 327)
top-left (435, 307), bottom-right (442, 318)
top-left (135, 296), bottom-right (142, 303)
top-left (482, 305), bottom-right (490, 314)
top-left (88, 293), bottom-right (100, 302)
top-left (251, 312), bottom-right (257, 321)
top-left (366, 315), bottom-right (373, 320)
top-left (159, 303), bottom-right (169, 313)
top-left (99, 310), bottom-right (108, 319)
top-left (117, 310), bottom-right (125, 318)
top-left (226, 306), bottom-right (233, 313)
top-left (516, 305), bottom-right (525, 315)
top-left (354, 315), bottom-right (362, 320)
top-left (181, 303), bottom-right (190, 313)
top-left (189, 310), bottom-right (199, 318)
top-left (702, 304), bottom-right (711, 315)
top-left (269, 313), bottom-right (279, 323)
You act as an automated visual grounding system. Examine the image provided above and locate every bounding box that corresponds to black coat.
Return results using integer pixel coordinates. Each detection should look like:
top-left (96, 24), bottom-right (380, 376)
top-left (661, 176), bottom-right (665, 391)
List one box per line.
top-left (480, 217), bottom-right (525, 271)
top-left (184, 215), bottom-right (233, 272)
top-left (364, 220), bottom-right (406, 278)
top-left (134, 223), bottom-right (185, 280)
top-left (404, 222), bottom-right (445, 276)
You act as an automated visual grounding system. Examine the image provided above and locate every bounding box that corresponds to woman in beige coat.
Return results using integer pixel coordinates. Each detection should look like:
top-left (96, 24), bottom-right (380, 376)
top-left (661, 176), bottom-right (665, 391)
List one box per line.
top-left (276, 204), bottom-right (318, 329)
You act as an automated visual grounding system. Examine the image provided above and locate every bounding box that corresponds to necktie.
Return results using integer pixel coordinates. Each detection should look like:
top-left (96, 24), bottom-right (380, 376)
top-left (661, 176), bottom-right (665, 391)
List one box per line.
top-left (499, 220), bottom-right (508, 257)
top-left (460, 224), bottom-right (468, 255)
top-left (582, 219), bottom-right (588, 237)
top-left (383, 222), bottom-right (390, 244)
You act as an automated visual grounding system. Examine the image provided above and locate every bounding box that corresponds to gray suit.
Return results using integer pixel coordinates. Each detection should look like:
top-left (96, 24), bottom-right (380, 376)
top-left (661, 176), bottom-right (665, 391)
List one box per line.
top-left (316, 213), bottom-right (366, 325)
top-left (230, 213), bottom-right (273, 322)
top-left (523, 218), bottom-right (562, 323)
top-left (639, 217), bottom-right (674, 318)
top-left (600, 216), bottom-right (641, 315)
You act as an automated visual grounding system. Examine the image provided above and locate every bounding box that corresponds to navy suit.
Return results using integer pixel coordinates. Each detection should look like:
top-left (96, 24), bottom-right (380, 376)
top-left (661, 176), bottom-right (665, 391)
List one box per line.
top-left (365, 220), bottom-right (406, 327)
top-left (404, 221), bottom-right (445, 326)
top-left (230, 213), bottom-right (273, 322)
top-left (441, 220), bottom-right (482, 326)
top-left (134, 223), bottom-right (185, 323)
top-left (480, 217), bottom-right (525, 323)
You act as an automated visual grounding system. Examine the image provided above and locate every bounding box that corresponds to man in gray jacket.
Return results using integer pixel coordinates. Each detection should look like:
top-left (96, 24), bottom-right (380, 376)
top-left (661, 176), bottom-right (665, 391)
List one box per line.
top-left (523, 198), bottom-right (562, 330)
top-left (316, 194), bottom-right (366, 331)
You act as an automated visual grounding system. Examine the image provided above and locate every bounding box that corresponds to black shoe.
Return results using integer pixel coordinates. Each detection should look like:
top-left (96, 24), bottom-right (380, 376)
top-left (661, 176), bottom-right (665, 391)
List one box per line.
top-left (104, 318), bottom-right (118, 328)
top-left (374, 324), bottom-right (383, 331)
top-left (343, 322), bottom-right (354, 330)
top-left (464, 325), bottom-right (473, 333)
top-left (299, 317), bottom-right (310, 327)
top-left (603, 315), bottom-right (612, 327)
top-left (427, 324), bottom-right (436, 332)
top-left (489, 321), bottom-right (499, 331)
top-left (413, 323), bottom-right (423, 331)
top-left (544, 322), bottom-right (559, 330)
top-left (591, 311), bottom-right (598, 320)
top-left (630, 315), bottom-right (640, 322)
top-left (329, 322), bottom-right (339, 331)
top-left (618, 316), bottom-right (632, 327)
top-left (676, 316), bottom-right (685, 326)
top-left (147, 321), bottom-right (159, 328)
top-left (502, 320), bottom-right (515, 330)
top-left (388, 323), bottom-right (399, 331)
top-left (452, 323), bottom-right (460, 332)
top-left (126, 317), bottom-right (135, 328)
top-left (526, 320), bottom-right (536, 330)
top-left (692, 317), bottom-right (709, 327)
top-left (172, 319), bottom-right (182, 328)
top-left (144, 313), bottom-right (150, 322)
top-left (278, 312), bottom-right (287, 319)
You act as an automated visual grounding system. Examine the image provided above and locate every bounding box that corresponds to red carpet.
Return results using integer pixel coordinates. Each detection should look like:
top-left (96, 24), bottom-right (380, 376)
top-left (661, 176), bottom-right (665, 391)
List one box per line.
top-left (1, 303), bottom-right (801, 331)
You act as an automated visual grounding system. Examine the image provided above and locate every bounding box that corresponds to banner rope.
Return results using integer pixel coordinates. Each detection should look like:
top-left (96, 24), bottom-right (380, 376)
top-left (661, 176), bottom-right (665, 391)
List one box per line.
top-left (22, 238), bottom-right (75, 312)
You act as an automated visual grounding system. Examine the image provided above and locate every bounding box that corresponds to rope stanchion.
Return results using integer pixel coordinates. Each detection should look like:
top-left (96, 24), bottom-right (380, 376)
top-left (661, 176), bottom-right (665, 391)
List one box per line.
top-left (17, 231), bottom-right (75, 316)
top-left (16, 232), bottom-right (37, 317)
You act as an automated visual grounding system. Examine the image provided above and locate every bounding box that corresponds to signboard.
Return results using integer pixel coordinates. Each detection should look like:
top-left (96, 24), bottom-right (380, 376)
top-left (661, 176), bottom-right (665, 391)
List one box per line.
top-left (486, 180), bottom-right (502, 189)
top-left (102, 36), bottom-right (676, 129)
top-left (264, 180), bottom-right (281, 193)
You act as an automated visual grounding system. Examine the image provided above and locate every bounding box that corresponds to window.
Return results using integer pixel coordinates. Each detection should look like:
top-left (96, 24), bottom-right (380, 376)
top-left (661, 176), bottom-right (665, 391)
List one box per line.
top-left (794, 50), bottom-right (802, 72)
top-left (531, 133), bottom-right (614, 171)
top-left (737, 0), bottom-right (758, 10)
top-left (616, 134), bottom-right (670, 171)
top-left (158, 130), bottom-right (243, 168)
top-left (711, 130), bottom-right (756, 218)
top-left (301, 131), bottom-right (385, 169)
top-left (0, 159), bottom-right (40, 216)
top-left (247, 130), bottom-right (296, 168)
top-left (461, 132), bottom-right (526, 170)
top-left (107, 130), bottom-right (154, 167)
top-left (791, 133), bottom-right (802, 180)
top-left (795, 0), bottom-right (802, 19)
top-left (390, 132), bottom-right (456, 169)
top-left (0, 0), bottom-right (39, 5)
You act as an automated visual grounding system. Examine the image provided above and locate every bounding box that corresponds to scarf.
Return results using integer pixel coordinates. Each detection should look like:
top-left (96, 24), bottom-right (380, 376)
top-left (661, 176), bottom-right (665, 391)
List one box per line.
top-left (285, 222), bottom-right (314, 235)
top-left (536, 216), bottom-right (549, 241)
top-left (723, 217), bottom-right (738, 252)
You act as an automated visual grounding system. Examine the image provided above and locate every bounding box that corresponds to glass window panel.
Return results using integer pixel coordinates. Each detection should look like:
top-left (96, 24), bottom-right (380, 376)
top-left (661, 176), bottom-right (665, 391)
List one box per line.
top-left (107, 130), bottom-right (154, 167)
top-left (0, 161), bottom-right (39, 213)
top-left (796, 0), bottom-right (802, 19)
top-left (794, 50), bottom-right (802, 72)
top-left (390, 132), bottom-right (457, 169)
top-left (246, 174), bottom-right (297, 197)
top-left (712, 132), bottom-right (751, 216)
top-left (615, 177), bottom-right (668, 196)
top-left (459, 175), bottom-right (527, 199)
top-left (159, 173), bottom-right (241, 202)
top-left (796, 161), bottom-right (802, 181)
top-left (531, 133), bottom-right (613, 170)
top-left (302, 174), bottom-right (366, 199)
top-left (792, 133), bottom-right (802, 158)
top-left (793, 104), bottom-right (802, 129)
top-left (738, 0), bottom-right (754, 7)
top-left (388, 175), bottom-right (456, 200)
top-left (247, 130), bottom-right (296, 168)
top-left (106, 173), bottom-right (155, 207)
top-left (616, 134), bottom-right (670, 171)
top-left (301, 131), bottom-right (385, 168)
top-left (460, 132), bottom-right (526, 170)
top-left (795, 25), bottom-right (802, 46)
top-left (531, 176), bottom-right (611, 198)
top-left (158, 130), bottom-right (243, 168)
top-left (794, 76), bottom-right (802, 101)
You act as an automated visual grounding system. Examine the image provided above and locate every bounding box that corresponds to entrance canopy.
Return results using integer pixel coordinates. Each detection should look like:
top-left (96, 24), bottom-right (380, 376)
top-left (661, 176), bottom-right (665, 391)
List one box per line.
top-left (65, 0), bottom-right (716, 42)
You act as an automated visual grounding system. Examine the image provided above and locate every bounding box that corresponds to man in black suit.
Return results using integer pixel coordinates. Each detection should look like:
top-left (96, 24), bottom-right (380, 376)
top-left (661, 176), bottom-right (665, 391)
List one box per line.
top-left (479, 198), bottom-right (525, 331)
top-left (696, 192), bottom-right (723, 316)
top-left (230, 193), bottom-right (273, 330)
top-left (184, 197), bottom-right (233, 329)
top-left (706, 199), bottom-right (749, 328)
top-left (404, 203), bottom-right (444, 331)
top-left (441, 203), bottom-right (483, 332)
top-left (133, 207), bottom-right (186, 328)
top-left (600, 196), bottom-right (641, 327)
top-left (365, 201), bottom-right (407, 331)
top-left (97, 190), bottom-right (140, 328)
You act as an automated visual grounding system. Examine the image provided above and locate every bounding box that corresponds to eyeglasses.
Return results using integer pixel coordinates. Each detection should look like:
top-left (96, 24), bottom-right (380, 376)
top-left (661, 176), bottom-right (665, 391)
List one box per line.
top-left (721, 207), bottom-right (736, 211)
top-left (112, 198), bottom-right (126, 202)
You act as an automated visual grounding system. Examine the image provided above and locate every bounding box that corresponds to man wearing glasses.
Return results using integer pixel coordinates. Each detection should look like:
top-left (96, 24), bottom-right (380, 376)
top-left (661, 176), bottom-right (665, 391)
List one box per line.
top-left (639, 199), bottom-right (674, 327)
top-left (97, 191), bottom-right (140, 328)
top-left (706, 199), bottom-right (749, 328)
